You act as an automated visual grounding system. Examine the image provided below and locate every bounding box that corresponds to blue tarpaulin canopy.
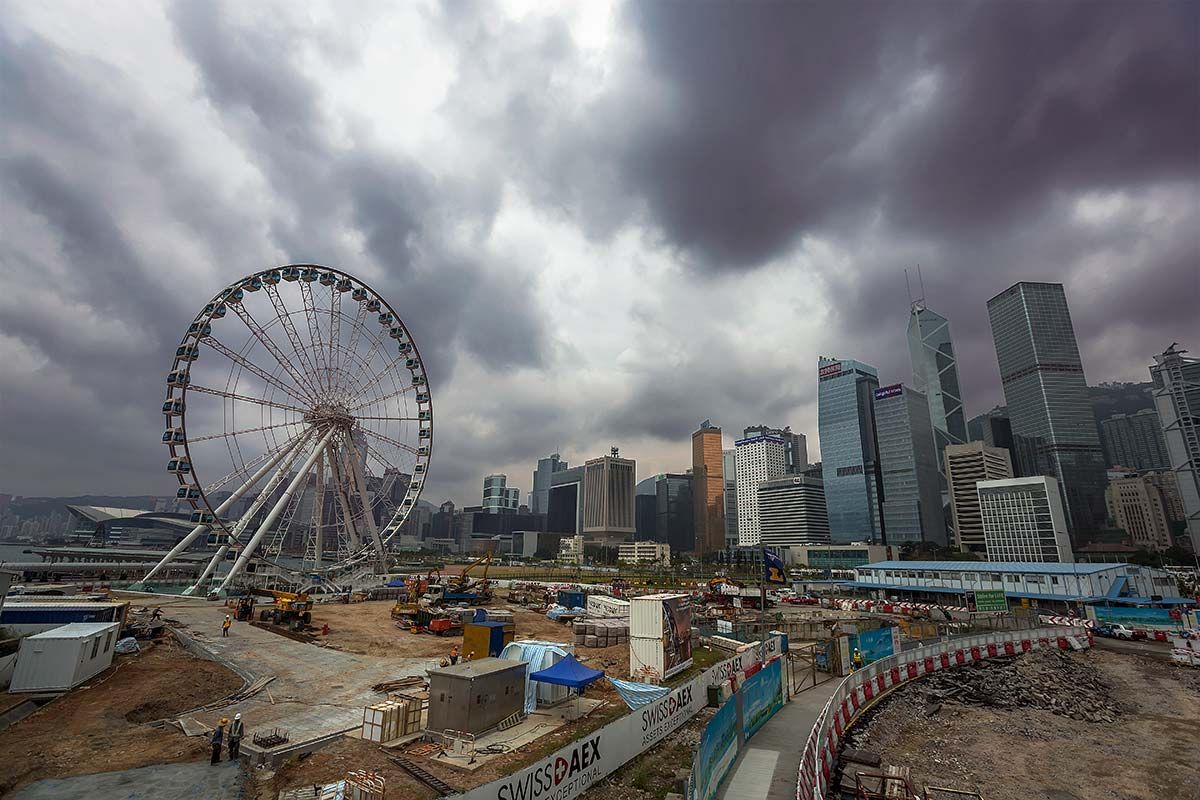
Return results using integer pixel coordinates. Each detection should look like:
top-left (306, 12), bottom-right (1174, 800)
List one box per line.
top-left (528, 655), bottom-right (605, 689)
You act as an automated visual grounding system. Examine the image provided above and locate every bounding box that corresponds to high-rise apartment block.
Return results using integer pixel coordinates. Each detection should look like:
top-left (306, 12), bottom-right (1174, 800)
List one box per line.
top-left (482, 474), bottom-right (520, 513)
top-left (1099, 410), bottom-right (1170, 472)
top-left (722, 449), bottom-right (739, 550)
top-left (978, 476), bottom-right (1075, 563)
top-left (742, 425), bottom-right (808, 473)
top-left (944, 442), bottom-right (1014, 554)
top-left (873, 384), bottom-right (946, 544)
top-left (817, 357), bottom-right (885, 543)
top-left (1105, 474), bottom-right (1173, 551)
top-left (987, 282), bottom-right (1107, 536)
top-left (691, 422), bottom-right (726, 554)
top-left (530, 453), bottom-right (568, 514)
top-left (757, 476), bottom-right (831, 548)
top-left (1150, 344), bottom-right (1200, 552)
top-left (734, 434), bottom-right (788, 546)
top-left (582, 450), bottom-right (636, 543)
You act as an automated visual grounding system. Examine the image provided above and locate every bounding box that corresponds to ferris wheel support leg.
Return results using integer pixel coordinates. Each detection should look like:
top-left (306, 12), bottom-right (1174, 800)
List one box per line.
top-left (328, 443), bottom-right (362, 552)
top-left (344, 434), bottom-right (386, 565)
top-left (312, 451), bottom-right (325, 569)
top-left (216, 428), bottom-right (337, 595)
top-left (183, 431), bottom-right (314, 596)
top-left (138, 432), bottom-right (307, 587)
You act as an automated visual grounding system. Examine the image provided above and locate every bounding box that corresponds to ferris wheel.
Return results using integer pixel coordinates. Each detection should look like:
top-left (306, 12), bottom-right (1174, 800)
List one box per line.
top-left (140, 265), bottom-right (432, 594)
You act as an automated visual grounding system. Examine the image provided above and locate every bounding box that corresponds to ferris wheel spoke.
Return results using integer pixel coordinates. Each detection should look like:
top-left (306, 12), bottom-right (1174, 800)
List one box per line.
top-left (187, 384), bottom-right (309, 415)
top-left (203, 336), bottom-right (314, 407)
top-left (201, 427), bottom-right (311, 494)
top-left (342, 301), bottom-right (371, 379)
top-left (265, 283), bottom-right (325, 397)
top-left (352, 415), bottom-right (421, 422)
top-left (329, 285), bottom-right (341, 394)
top-left (296, 281), bottom-right (332, 395)
top-left (359, 426), bottom-right (423, 457)
top-left (228, 302), bottom-right (321, 401)
top-left (355, 353), bottom-right (411, 400)
top-left (188, 420), bottom-right (306, 444)
top-left (349, 383), bottom-right (415, 413)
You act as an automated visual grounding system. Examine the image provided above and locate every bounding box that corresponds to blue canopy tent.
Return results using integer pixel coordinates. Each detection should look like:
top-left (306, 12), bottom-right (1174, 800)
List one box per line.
top-left (528, 655), bottom-right (605, 719)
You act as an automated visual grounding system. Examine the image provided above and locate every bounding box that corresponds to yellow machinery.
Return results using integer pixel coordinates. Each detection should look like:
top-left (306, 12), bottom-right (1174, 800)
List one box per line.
top-left (251, 588), bottom-right (313, 628)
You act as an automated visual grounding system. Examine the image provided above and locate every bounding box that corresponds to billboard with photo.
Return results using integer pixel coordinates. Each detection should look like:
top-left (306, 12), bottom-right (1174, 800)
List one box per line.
top-left (692, 691), bottom-right (739, 800)
top-left (741, 658), bottom-right (783, 739)
top-left (853, 626), bottom-right (898, 665)
top-left (662, 595), bottom-right (693, 678)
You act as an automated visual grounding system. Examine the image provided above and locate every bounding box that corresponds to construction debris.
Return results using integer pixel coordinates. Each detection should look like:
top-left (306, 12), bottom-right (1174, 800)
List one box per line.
top-left (371, 676), bottom-right (425, 693)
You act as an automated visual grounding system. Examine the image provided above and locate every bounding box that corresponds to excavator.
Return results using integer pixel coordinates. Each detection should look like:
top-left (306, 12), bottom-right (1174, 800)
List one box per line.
top-left (390, 569), bottom-right (438, 620)
top-left (422, 553), bottom-right (494, 606)
top-left (250, 587), bottom-right (313, 629)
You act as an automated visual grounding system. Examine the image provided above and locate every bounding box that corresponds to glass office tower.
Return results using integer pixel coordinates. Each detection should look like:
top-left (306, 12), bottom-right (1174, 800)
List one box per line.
top-left (817, 357), bottom-right (885, 543)
top-left (987, 282), bottom-right (1107, 536)
top-left (873, 384), bottom-right (947, 544)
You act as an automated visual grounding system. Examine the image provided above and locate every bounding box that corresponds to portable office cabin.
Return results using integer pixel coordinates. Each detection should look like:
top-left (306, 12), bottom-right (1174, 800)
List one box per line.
top-left (10, 622), bottom-right (120, 692)
top-left (462, 621), bottom-right (515, 659)
top-left (426, 657), bottom-right (526, 735)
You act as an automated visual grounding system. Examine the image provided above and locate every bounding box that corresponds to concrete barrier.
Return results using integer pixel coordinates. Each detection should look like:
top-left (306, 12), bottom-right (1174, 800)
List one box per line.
top-left (794, 627), bottom-right (1091, 800)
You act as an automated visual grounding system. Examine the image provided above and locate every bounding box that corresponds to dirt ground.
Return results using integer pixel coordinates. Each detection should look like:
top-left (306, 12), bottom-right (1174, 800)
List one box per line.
top-left (255, 737), bottom-right (437, 800)
top-left (848, 649), bottom-right (1200, 800)
top-left (582, 707), bottom-right (714, 800)
top-left (0, 637), bottom-right (243, 796)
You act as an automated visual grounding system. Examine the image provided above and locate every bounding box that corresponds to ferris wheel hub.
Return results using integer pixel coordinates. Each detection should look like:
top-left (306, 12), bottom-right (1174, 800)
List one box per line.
top-left (305, 403), bottom-right (355, 430)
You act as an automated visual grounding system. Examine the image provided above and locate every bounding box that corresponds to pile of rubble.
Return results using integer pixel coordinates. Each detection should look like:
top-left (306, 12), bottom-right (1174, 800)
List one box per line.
top-left (914, 648), bottom-right (1120, 724)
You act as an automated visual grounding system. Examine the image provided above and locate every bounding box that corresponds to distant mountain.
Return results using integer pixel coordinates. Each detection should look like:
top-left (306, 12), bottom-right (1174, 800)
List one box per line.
top-left (1089, 382), bottom-right (1155, 425)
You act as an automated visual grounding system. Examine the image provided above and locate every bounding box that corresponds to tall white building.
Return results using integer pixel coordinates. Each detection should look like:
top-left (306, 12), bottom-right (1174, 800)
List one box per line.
top-left (482, 474), bottom-right (520, 513)
top-left (978, 476), bottom-right (1074, 563)
top-left (735, 434), bottom-right (788, 546)
top-left (1150, 344), bottom-right (1200, 553)
top-left (758, 476), bottom-right (831, 548)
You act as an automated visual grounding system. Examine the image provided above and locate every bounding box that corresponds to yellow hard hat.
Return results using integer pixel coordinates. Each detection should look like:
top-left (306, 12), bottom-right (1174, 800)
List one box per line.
top-left (218, 717), bottom-right (230, 726)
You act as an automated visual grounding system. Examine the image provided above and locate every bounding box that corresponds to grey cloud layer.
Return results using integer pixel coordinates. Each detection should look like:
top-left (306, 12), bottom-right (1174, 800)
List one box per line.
top-left (1, 0), bottom-right (1196, 503)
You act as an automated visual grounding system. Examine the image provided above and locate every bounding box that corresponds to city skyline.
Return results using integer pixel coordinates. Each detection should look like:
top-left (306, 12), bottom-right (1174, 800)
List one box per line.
top-left (2, 2), bottom-right (1197, 507)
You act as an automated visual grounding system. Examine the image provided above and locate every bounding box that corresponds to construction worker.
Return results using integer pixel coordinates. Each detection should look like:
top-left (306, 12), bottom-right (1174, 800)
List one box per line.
top-left (151, 607), bottom-right (163, 621)
top-left (321, 623), bottom-right (331, 637)
top-left (449, 645), bottom-right (460, 665)
top-left (464, 650), bottom-right (475, 662)
top-left (852, 648), bottom-right (864, 672)
top-left (222, 616), bottom-right (232, 637)
top-left (227, 713), bottom-right (244, 760)
top-left (210, 718), bottom-right (228, 765)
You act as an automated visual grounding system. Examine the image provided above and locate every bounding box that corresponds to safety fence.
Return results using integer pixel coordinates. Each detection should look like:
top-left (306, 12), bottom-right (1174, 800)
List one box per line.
top-left (794, 627), bottom-right (1093, 800)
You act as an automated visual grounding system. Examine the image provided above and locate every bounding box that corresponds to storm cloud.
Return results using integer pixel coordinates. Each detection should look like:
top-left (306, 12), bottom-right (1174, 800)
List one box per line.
top-left (1, 0), bottom-right (1197, 505)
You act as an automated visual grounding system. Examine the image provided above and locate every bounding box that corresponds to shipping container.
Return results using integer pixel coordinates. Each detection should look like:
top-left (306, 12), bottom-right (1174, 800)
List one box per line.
top-left (462, 621), bottom-right (515, 659)
top-left (629, 593), bottom-right (690, 639)
top-left (426, 657), bottom-right (526, 735)
top-left (556, 590), bottom-right (586, 609)
top-left (586, 594), bottom-right (631, 618)
top-left (10, 622), bottom-right (120, 692)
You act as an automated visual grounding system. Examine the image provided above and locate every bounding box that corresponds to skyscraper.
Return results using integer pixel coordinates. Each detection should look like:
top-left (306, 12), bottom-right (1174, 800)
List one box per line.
top-left (944, 442), bottom-right (1014, 554)
top-left (742, 425), bottom-right (808, 473)
top-left (691, 422), bottom-right (726, 555)
top-left (530, 453), bottom-right (568, 515)
top-left (722, 449), bottom-right (739, 551)
top-left (758, 476), bottom-right (831, 548)
top-left (817, 356), bottom-right (885, 543)
top-left (1105, 474), bottom-right (1173, 552)
top-left (582, 449), bottom-right (636, 543)
top-left (1099, 410), bottom-right (1171, 473)
top-left (872, 384), bottom-right (946, 545)
top-left (1150, 344), bottom-right (1200, 552)
top-left (734, 433), bottom-right (788, 546)
top-left (482, 474), bottom-right (520, 513)
top-left (986, 282), bottom-right (1107, 537)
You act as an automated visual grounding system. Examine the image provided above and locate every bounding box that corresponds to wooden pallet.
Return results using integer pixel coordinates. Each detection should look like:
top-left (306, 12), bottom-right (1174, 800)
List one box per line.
top-left (388, 754), bottom-right (455, 796)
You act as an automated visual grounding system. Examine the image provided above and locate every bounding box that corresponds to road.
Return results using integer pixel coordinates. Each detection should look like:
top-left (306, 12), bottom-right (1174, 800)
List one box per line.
top-left (1092, 634), bottom-right (1173, 661)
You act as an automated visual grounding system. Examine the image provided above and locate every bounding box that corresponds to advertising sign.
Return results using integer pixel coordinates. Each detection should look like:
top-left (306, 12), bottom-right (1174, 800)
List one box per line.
top-left (873, 383), bottom-right (903, 401)
top-left (966, 590), bottom-right (1007, 613)
top-left (1090, 604), bottom-right (1180, 630)
top-left (692, 692), bottom-right (739, 800)
top-left (818, 362), bottom-right (842, 378)
top-left (662, 595), bottom-right (693, 679)
top-left (853, 626), bottom-right (896, 665)
top-left (740, 658), bottom-right (784, 739)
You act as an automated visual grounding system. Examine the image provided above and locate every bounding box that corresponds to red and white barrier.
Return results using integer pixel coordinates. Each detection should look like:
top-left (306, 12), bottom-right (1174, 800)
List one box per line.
top-left (794, 627), bottom-right (1092, 800)
top-left (1037, 614), bottom-right (1095, 629)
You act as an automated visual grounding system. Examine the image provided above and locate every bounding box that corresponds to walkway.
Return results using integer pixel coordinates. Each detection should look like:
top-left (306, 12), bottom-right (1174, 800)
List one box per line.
top-left (718, 680), bottom-right (841, 800)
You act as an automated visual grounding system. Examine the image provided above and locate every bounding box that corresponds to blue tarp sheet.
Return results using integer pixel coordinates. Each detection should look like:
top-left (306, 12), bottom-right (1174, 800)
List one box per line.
top-left (609, 677), bottom-right (671, 710)
top-left (529, 655), bottom-right (604, 689)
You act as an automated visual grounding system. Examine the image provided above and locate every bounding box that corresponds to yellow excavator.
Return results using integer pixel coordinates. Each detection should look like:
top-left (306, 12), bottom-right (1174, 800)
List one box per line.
top-left (250, 588), bottom-right (313, 629)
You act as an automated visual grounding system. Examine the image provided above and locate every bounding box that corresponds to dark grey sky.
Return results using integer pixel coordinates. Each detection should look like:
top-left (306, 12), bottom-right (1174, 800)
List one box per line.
top-left (1, 0), bottom-right (1197, 504)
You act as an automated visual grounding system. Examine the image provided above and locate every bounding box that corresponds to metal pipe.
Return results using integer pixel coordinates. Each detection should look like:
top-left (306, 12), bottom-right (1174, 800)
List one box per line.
top-left (343, 431), bottom-right (385, 564)
top-left (183, 430), bottom-right (314, 595)
top-left (140, 433), bottom-right (307, 586)
top-left (216, 427), bottom-right (337, 593)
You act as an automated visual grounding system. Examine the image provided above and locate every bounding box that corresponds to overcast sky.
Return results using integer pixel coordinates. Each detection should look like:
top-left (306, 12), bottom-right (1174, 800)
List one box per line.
top-left (2, 0), bottom-right (1197, 506)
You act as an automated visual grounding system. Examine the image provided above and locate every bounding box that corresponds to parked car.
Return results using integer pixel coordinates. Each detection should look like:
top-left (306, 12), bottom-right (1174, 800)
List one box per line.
top-left (1097, 623), bottom-right (1145, 641)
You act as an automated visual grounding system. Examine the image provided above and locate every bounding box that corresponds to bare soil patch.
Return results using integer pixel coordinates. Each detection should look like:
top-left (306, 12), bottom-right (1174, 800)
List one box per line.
top-left (254, 737), bottom-right (436, 800)
top-left (846, 649), bottom-right (1200, 800)
top-left (0, 637), bottom-right (243, 795)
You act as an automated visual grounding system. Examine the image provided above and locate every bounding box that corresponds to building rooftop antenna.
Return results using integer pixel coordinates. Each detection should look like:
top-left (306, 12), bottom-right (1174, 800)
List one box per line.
top-left (910, 264), bottom-right (927, 312)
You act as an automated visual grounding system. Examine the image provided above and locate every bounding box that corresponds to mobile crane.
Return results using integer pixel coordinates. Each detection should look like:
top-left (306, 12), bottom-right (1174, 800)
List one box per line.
top-left (422, 553), bottom-right (494, 606)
